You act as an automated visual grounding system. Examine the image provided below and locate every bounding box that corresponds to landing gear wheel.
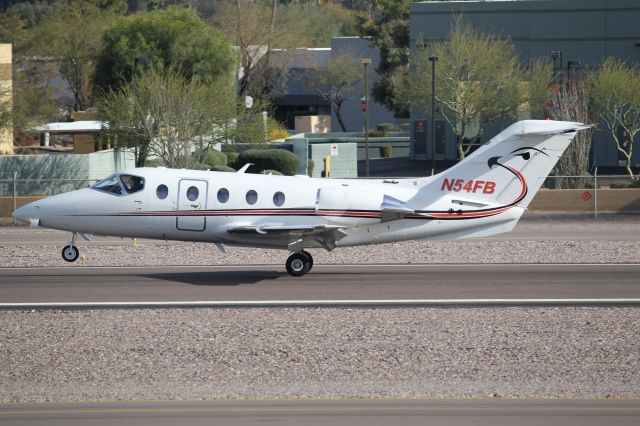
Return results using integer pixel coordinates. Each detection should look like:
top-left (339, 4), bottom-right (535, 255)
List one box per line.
top-left (286, 252), bottom-right (311, 277)
top-left (301, 250), bottom-right (314, 271)
top-left (62, 245), bottom-right (79, 262)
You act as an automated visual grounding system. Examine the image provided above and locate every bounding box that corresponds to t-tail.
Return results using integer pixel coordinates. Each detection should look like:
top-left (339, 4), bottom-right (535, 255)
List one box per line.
top-left (411, 120), bottom-right (590, 222)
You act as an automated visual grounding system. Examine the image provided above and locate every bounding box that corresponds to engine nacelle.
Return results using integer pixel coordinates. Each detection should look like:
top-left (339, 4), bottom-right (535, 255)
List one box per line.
top-left (316, 187), bottom-right (382, 215)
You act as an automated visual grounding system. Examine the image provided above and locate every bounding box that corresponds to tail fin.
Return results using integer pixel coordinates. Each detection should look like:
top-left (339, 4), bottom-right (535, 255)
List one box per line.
top-left (418, 120), bottom-right (590, 211)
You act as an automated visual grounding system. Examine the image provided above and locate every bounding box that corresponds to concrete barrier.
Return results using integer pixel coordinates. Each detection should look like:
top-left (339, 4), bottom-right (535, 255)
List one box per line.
top-left (528, 188), bottom-right (640, 213)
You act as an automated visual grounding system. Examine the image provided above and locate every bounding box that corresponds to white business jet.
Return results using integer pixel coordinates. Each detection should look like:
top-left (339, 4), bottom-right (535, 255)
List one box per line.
top-left (13, 120), bottom-right (588, 276)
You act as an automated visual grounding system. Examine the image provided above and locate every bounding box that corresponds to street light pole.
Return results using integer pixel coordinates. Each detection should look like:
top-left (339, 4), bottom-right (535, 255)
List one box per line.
top-left (550, 51), bottom-right (563, 85)
top-left (429, 55), bottom-right (438, 176)
top-left (361, 58), bottom-right (372, 177)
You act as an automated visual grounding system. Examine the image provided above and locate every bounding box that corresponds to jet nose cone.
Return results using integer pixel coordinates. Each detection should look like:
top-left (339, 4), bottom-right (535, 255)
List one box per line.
top-left (12, 204), bottom-right (32, 224)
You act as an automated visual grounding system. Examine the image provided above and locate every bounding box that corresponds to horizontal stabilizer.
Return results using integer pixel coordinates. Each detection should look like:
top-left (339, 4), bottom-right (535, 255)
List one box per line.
top-left (380, 195), bottom-right (414, 222)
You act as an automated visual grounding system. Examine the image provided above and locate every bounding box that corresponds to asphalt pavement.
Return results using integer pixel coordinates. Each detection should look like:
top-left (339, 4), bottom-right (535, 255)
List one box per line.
top-left (0, 399), bottom-right (639, 426)
top-left (0, 264), bottom-right (638, 304)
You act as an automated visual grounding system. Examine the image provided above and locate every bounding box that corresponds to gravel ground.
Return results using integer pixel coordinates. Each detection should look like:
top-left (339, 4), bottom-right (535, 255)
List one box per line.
top-left (1, 239), bottom-right (640, 268)
top-left (0, 308), bottom-right (639, 402)
top-left (1, 221), bottom-right (639, 402)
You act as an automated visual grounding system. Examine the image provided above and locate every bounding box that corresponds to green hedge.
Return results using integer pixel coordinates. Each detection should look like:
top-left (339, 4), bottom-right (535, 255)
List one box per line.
top-left (210, 165), bottom-right (236, 172)
top-left (224, 152), bottom-right (239, 169)
top-left (204, 149), bottom-right (227, 167)
top-left (237, 149), bottom-right (299, 176)
top-left (379, 145), bottom-right (392, 158)
top-left (307, 159), bottom-right (314, 177)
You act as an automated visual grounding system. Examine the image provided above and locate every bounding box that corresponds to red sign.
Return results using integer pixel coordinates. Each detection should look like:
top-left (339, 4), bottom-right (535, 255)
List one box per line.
top-left (581, 191), bottom-right (592, 202)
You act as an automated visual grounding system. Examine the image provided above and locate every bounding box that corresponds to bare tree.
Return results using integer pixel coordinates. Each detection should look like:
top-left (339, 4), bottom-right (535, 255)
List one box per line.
top-left (303, 49), bottom-right (360, 131)
top-left (546, 82), bottom-right (594, 188)
top-left (589, 58), bottom-right (640, 181)
top-left (214, 0), bottom-right (293, 100)
top-left (99, 67), bottom-right (238, 168)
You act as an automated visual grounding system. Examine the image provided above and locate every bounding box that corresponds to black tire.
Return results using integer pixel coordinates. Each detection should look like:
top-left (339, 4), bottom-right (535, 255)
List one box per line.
top-left (301, 250), bottom-right (314, 271)
top-left (62, 245), bottom-right (79, 262)
top-left (286, 252), bottom-right (311, 277)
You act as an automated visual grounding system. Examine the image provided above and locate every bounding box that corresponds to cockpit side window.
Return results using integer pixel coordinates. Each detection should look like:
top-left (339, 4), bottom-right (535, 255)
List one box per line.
top-left (92, 174), bottom-right (123, 195)
top-left (120, 174), bottom-right (145, 194)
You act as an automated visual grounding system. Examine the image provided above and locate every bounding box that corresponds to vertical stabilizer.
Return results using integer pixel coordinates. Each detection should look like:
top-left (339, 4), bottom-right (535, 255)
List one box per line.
top-left (414, 120), bottom-right (590, 213)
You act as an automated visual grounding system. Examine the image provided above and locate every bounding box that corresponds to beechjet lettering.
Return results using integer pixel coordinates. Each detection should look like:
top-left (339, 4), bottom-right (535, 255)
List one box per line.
top-left (13, 120), bottom-right (589, 276)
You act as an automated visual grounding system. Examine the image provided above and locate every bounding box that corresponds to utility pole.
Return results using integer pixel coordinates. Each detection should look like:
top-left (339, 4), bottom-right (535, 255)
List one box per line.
top-left (361, 58), bottom-right (372, 177)
top-left (429, 55), bottom-right (438, 176)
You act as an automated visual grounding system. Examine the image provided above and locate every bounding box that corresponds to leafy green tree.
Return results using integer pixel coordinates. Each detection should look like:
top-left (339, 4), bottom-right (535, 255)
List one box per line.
top-left (95, 6), bottom-right (234, 91)
top-left (589, 58), bottom-right (640, 181)
top-left (29, 0), bottom-right (121, 111)
top-left (11, 63), bottom-right (59, 129)
top-left (100, 66), bottom-right (245, 168)
top-left (407, 20), bottom-right (553, 160)
top-left (0, 84), bottom-right (10, 132)
top-left (358, 0), bottom-right (411, 117)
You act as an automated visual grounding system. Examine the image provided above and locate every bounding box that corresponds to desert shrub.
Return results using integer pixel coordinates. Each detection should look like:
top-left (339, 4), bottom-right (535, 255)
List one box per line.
top-left (210, 165), bottom-right (235, 172)
top-left (237, 149), bottom-right (299, 175)
top-left (204, 149), bottom-right (227, 167)
top-left (307, 158), bottom-right (314, 177)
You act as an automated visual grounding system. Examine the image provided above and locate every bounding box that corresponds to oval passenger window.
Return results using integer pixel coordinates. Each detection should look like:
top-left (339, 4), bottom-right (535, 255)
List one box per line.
top-left (217, 188), bottom-right (229, 203)
top-left (246, 190), bottom-right (258, 205)
top-left (187, 186), bottom-right (199, 201)
top-left (273, 191), bottom-right (285, 206)
top-left (156, 184), bottom-right (168, 200)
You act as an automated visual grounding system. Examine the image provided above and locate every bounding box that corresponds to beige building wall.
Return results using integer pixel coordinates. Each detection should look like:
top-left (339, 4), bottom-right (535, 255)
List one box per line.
top-left (295, 115), bottom-right (331, 134)
top-left (0, 44), bottom-right (12, 155)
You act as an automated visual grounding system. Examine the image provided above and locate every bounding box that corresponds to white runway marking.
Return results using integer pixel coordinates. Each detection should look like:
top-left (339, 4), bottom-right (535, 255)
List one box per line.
top-left (2, 299), bottom-right (640, 309)
top-left (1, 263), bottom-right (639, 270)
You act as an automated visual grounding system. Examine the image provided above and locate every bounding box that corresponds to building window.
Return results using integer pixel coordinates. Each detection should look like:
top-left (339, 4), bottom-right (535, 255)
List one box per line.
top-left (246, 190), bottom-right (258, 205)
top-left (156, 184), bottom-right (168, 200)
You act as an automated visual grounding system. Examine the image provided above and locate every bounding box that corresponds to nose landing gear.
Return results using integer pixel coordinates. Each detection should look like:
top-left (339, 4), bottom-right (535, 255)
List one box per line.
top-left (285, 250), bottom-right (313, 276)
top-left (62, 232), bottom-right (79, 262)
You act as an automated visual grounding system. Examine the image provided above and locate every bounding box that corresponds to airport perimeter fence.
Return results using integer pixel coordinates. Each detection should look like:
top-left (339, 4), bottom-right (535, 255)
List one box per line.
top-left (1, 173), bottom-right (639, 222)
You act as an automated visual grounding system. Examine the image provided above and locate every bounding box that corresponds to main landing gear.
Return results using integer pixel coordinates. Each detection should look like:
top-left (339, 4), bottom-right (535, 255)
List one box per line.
top-left (62, 232), bottom-right (79, 262)
top-left (285, 250), bottom-right (313, 277)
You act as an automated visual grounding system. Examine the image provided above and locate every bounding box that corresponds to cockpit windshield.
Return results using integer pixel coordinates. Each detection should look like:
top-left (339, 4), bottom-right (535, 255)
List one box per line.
top-left (120, 174), bottom-right (145, 194)
top-left (92, 174), bottom-right (123, 195)
top-left (92, 174), bottom-right (145, 195)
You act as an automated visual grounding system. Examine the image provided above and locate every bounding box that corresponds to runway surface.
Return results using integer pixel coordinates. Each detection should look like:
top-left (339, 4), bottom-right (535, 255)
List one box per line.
top-left (1, 264), bottom-right (638, 304)
top-left (0, 399), bottom-right (639, 426)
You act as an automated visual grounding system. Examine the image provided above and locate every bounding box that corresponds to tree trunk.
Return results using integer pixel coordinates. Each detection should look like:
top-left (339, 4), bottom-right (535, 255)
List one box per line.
top-left (334, 101), bottom-right (347, 132)
top-left (136, 141), bottom-right (149, 167)
top-left (457, 135), bottom-right (465, 160)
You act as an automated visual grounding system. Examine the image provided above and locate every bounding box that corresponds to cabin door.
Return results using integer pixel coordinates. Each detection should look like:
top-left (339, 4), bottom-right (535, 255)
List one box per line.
top-left (176, 179), bottom-right (208, 231)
